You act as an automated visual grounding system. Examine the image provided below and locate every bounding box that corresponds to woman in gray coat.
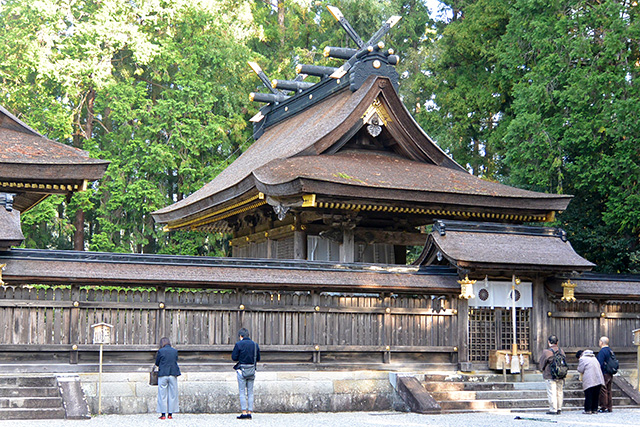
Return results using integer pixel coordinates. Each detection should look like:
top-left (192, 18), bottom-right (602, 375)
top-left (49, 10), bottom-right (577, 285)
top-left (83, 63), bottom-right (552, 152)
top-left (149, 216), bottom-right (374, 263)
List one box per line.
top-left (576, 349), bottom-right (605, 414)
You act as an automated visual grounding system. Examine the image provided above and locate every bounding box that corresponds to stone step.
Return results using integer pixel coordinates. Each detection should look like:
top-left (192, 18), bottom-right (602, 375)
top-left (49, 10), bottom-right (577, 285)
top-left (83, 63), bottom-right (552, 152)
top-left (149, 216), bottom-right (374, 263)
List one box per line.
top-left (0, 397), bottom-right (64, 409)
top-left (0, 376), bottom-right (57, 387)
top-left (439, 396), bottom-right (634, 411)
top-left (423, 381), bottom-right (583, 392)
top-left (430, 389), bottom-right (586, 401)
top-left (0, 407), bottom-right (66, 420)
top-left (0, 387), bottom-right (60, 398)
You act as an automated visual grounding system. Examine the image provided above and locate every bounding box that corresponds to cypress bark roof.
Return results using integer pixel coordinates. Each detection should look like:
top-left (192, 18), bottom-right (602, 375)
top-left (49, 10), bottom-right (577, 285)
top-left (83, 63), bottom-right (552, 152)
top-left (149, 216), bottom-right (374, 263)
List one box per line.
top-left (417, 220), bottom-right (594, 275)
top-left (0, 105), bottom-right (109, 213)
top-left (152, 77), bottom-right (571, 228)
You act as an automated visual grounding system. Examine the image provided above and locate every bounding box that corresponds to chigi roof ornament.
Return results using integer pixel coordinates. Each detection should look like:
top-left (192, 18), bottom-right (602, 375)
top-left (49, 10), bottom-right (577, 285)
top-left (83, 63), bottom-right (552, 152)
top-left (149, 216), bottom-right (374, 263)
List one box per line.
top-left (248, 5), bottom-right (401, 139)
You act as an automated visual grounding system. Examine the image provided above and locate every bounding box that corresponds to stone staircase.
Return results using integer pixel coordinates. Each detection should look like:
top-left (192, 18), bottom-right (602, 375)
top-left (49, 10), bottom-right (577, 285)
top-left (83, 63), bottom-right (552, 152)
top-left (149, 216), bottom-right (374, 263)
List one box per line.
top-left (423, 372), bottom-right (636, 413)
top-left (0, 375), bottom-right (66, 420)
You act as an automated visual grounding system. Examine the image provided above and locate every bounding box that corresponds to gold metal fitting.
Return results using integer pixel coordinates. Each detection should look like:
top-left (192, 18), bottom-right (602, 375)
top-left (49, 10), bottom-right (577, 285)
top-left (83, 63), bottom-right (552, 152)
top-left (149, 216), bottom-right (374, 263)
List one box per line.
top-left (315, 345), bottom-right (320, 351)
top-left (385, 307), bottom-right (391, 314)
top-left (388, 48), bottom-right (395, 55)
top-left (336, 79), bottom-right (340, 84)
top-left (271, 79), bottom-right (278, 88)
top-left (284, 106), bottom-right (288, 111)
top-left (373, 60), bottom-right (381, 69)
top-left (249, 93), bottom-right (255, 102)
top-left (73, 301), bottom-right (79, 307)
top-left (453, 347), bottom-right (458, 352)
top-left (295, 64), bottom-right (302, 74)
top-left (367, 45), bottom-right (374, 52)
top-left (315, 306), bottom-right (320, 312)
top-left (159, 302), bottom-right (165, 309)
top-left (601, 312), bottom-right (606, 318)
top-left (547, 311), bottom-right (552, 317)
top-left (309, 94), bottom-right (313, 100)
top-left (515, 278), bottom-right (521, 285)
top-left (72, 344), bottom-right (78, 351)
top-left (239, 304), bottom-right (245, 311)
top-left (452, 309), bottom-right (458, 315)
top-left (301, 224), bottom-right (307, 230)
top-left (264, 232), bottom-right (269, 238)
top-left (377, 41), bottom-right (385, 49)
top-left (323, 46), bottom-right (331, 57)
top-left (385, 345), bottom-right (390, 351)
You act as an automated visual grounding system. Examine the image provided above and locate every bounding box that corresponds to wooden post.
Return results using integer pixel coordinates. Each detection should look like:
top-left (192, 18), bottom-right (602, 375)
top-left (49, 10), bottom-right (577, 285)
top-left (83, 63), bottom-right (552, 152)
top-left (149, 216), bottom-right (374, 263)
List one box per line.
top-left (341, 228), bottom-right (355, 263)
top-left (532, 277), bottom-right (547, 363)
top-left (69, 285), bottom-right (80, 364)
top-left (457, 297), bottom-right (470, 370)
top-left (293, 215), bottom-right (307, 260)
top-left (382, 295), bottom-right (392, 363)
top-left (598, 301), bottom-right (608, 338)
top-left (156, 286), bottom-right (166, 341)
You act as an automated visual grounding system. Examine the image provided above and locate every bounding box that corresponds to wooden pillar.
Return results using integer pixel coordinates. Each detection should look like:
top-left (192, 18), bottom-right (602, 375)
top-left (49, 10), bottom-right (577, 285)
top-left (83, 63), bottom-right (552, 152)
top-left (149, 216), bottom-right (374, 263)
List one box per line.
top-left (598, 301), bottom-right (608, 339)
top-left (532, 277), bottom-right (547, 362)
top-left (457, 297), bottom-right (470, 370)
top-left (69, 284), bottom-right (80, 364)
top-left (293, 215), bottom-right (307, 260)
top-left (341, 228), bottom-right (355, 263)
top-left (156, 286), bottom-right (166, 342)
top-left (383, 293), bottom-right (392, 363)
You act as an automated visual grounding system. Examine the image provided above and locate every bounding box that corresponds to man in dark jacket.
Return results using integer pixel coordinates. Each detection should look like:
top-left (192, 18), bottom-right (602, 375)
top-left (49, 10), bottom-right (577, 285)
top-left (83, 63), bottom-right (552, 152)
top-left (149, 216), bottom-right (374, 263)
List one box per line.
top-left (232, 328), bottom-right (260, 420)
top-left (538, 335), bottom-right (565, 415)
top-left (597, 336), bottom-right (614, 412)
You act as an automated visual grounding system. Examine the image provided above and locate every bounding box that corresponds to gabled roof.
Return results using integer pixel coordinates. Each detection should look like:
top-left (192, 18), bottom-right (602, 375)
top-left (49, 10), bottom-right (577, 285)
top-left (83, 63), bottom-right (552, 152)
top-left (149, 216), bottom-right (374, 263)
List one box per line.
top-left (152, 77), bottom-right (571, 229)
top-left (0, 106), bottom-right (109, 213)
top-left (417, 220), bottom-right (594, 276)
top-left (547, 274), bottom-right (640, 300)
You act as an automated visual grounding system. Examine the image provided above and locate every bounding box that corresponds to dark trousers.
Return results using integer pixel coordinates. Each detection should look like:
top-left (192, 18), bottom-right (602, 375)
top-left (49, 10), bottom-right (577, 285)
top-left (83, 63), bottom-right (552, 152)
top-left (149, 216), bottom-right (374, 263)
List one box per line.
top-left (599, 373), bottom-right (613, 411)
top-left (584, 385), bottom-right (601, 413)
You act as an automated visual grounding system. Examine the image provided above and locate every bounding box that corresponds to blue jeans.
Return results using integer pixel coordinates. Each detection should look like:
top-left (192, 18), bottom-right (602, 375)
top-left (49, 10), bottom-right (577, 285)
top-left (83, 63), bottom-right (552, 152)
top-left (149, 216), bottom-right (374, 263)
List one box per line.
top-left (236, 369), bottom-right (255, 412)
top-left (157, 376), bottom-right (179, 413)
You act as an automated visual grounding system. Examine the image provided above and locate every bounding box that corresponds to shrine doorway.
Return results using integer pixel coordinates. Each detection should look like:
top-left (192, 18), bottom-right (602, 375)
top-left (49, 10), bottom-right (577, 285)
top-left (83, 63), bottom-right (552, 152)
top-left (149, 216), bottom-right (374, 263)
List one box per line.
top-left (467, 280), bottom-right (533, 363)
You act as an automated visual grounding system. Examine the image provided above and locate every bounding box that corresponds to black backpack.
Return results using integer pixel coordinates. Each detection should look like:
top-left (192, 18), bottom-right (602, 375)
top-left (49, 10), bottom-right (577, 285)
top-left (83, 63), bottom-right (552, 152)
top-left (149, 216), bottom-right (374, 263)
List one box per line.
top-left (604, 351), bottom-right (619, 375)
top-left (549, 349), bottom-right (568, 379)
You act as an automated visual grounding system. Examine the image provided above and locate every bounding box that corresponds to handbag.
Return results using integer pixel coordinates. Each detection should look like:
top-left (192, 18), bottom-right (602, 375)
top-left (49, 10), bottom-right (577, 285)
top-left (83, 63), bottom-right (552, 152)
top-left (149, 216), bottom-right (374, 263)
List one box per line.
top-left (149, 366), bottom-right (159, 386)
top-left (240, 342), bottom-right (258, 380)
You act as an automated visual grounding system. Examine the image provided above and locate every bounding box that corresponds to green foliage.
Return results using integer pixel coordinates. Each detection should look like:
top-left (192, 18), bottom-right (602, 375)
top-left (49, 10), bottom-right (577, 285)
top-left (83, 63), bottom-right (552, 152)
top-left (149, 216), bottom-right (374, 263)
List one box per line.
top-left (417, 0), bottom-right (640, 272)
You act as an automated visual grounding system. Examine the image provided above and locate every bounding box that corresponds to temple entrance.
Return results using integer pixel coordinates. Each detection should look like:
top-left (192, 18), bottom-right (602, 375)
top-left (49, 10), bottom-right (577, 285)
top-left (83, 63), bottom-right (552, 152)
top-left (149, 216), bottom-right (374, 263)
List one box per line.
top-left (468, 307), bottom-right (532, 363)
top-left (467, 279), bottom-right (533, 363)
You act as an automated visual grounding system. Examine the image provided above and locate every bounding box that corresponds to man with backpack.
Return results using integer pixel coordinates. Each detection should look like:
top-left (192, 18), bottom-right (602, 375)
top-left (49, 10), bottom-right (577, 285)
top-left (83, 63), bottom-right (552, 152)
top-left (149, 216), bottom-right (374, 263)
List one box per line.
top-left (539, 335), bottom-right (567, 415)
top-left (597, 336), bottom-right (617, 412)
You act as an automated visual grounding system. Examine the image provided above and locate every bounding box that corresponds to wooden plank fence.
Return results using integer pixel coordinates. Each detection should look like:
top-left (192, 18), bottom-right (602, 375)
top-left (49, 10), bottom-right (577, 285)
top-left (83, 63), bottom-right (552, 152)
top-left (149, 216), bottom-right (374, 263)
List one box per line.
top-left (0, 285), bottom-right (460, 370)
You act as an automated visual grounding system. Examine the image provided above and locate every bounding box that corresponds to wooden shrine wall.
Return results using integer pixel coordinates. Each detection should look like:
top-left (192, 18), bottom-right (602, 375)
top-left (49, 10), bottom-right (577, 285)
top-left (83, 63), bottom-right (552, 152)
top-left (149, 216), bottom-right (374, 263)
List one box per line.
top-left (548, 299), bottom-right (640, 366)
top-left (0, 285), bottom-right (460, 371)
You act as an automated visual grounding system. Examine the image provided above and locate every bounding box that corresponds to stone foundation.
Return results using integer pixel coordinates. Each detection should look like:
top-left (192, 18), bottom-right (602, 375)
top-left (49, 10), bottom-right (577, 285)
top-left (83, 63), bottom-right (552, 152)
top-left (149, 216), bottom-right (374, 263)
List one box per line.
top-left (78, 371), bottom-right (408, 415)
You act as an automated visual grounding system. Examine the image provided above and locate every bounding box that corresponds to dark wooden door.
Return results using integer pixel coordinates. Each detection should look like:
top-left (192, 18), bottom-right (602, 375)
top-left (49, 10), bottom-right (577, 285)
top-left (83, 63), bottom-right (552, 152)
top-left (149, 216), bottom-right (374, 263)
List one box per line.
top-left (469, 307), bottom-right (531, 362)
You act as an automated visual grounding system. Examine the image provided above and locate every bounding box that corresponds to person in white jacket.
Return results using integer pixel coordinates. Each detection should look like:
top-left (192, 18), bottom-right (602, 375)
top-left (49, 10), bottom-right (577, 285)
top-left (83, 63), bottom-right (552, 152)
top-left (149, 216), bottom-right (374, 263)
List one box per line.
top-left (576, 349), bottom-right (605, 414)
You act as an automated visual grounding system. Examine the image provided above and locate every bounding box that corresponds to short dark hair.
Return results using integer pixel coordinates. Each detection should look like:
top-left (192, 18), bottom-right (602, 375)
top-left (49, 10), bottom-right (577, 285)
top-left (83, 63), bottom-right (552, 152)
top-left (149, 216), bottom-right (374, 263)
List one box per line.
top-left (159, 337), bottom-right (171, 348)
top-left (238, 328), bottom-right (250, 339)
top-left (548, 335), bottom-right (558, 345)
top-left (575, 350), bottom-right (583, 360)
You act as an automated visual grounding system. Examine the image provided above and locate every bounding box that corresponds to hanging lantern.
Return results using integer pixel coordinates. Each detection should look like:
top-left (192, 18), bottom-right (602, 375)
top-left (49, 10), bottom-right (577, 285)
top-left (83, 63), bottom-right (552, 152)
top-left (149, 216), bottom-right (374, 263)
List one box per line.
top-left (561, 280), bottom-right (577, 302)
top-left (458, 275), bottom-right (476, 299)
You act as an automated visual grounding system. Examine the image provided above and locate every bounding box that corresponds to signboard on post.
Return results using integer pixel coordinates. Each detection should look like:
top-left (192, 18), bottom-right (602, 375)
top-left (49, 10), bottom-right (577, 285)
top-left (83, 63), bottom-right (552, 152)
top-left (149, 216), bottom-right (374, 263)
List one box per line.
top-left (91, 322), bottom-right (113, 345)
top-left (91, 323), bottom-right (113, 415)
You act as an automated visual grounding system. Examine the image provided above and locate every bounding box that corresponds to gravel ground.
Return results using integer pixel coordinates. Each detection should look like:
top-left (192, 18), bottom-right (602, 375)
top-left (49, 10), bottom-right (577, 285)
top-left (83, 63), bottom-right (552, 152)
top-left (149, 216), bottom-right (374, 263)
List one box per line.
top-left (1, 409), bottom-right (640, 427)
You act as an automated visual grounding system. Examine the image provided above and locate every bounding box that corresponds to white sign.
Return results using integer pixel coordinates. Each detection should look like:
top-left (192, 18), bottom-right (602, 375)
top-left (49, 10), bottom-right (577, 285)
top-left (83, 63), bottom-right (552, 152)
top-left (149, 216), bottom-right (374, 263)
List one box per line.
top-left (469, 279), bottom-right (532, 308)
top-left (91, 323), bottom-right (113, 344)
